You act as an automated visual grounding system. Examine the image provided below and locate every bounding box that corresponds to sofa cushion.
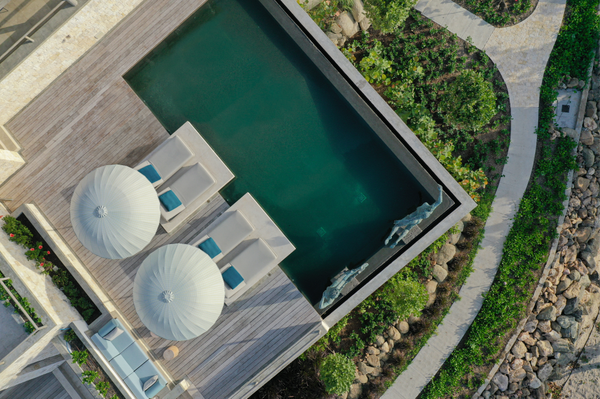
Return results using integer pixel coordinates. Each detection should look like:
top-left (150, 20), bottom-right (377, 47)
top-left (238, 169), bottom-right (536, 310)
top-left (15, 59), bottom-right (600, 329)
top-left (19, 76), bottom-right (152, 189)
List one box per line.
top-left (138, 164), bottom-right (161, 184)
top-left (119, 342), bottom-right (148, 372)
top-left (198, 237), bottom-right (222, 259)
top-left (159, 190), bottom-right (182, 212)
top-left (109, 354), bottom-right (135, 379)
top-left (103, 326), bottom-right (124, 341)
top-left (125, 360), bottom-right (167, 399)
top-left (222, 265), bottom-right (244, 289)
top-left (91, 333), bottom-right (120, 361)
top-left (97, 319), bottom-right (135, 353)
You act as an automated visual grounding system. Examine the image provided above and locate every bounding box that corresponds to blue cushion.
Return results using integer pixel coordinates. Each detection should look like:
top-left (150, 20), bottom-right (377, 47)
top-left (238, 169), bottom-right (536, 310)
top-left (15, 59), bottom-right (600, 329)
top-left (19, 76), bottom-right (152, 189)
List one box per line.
top-left (138, 164), bottom-right (161, 184)
top-left (97, 319), bottom-right (134, 354)
top-left (198, 237), bottom-right (222, 258)
top-left (91, 333), bottom-right (120, 361)
top-left (125, 360), bottom-right (167, 399)
top-left (119, 342), bottom-right (148, 371)
top-left (159, 190), bottom-right (182, 212)
top-left (145, 380), bottom-right (165, 397)
top-left (222, 266), bottom-right (244, 289)
top-left (109, 354), bottom-right (135, 379)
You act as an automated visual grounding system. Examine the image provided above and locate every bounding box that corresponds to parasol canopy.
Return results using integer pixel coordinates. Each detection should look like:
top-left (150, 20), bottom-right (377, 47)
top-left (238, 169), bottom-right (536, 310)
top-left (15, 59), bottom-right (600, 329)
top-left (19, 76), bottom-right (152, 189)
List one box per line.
top-left (70, 164), bottom-right (160, 259)
top-left (133, 243), bottom-right (225, 341)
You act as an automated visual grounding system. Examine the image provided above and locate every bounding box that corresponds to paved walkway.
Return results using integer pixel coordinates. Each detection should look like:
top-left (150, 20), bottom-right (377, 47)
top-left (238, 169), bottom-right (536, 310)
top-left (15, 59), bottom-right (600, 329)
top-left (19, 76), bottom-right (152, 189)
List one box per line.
top-left (382, 1), bottom-right (566, 398)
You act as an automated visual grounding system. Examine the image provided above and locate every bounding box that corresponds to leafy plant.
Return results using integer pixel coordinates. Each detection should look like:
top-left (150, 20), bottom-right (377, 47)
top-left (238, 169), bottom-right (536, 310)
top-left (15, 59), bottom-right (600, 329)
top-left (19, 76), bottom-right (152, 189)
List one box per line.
top-left (82, 370), bottom-right (99, 385)
top-left (71, 350), bottom-right (88, 366)
top-left (359, 40), bottom-right (393, 85)
top-left (64, 329), bottom-right (77, 342)
top-left (96, 381), bottom-right (110, 398)
top-left (319, 353), bottom-right (355, 395)
top-left (363, 0), bottom-right (419, 33)
top-left (439, 70), bottom-right (497, 130)
top-left (382, 278), bottom-right (428, 321)
top-left (2, 216), bottom-right (32, 247)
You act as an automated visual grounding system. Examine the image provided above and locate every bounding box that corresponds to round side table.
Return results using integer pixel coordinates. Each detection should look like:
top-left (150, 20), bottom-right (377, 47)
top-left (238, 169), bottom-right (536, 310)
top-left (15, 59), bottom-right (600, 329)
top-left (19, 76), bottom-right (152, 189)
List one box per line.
top-left (164, 345), bottom-right (179, 361)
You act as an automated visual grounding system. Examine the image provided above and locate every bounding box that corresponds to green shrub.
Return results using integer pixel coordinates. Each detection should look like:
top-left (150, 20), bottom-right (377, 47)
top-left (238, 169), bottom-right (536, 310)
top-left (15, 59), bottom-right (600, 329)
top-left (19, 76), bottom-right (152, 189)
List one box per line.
top-left (359, 40), bottom-right (392, 85)
top-left (363, 0), bottom-right (419, 33)
top-left (319, 353), bottom-right (355, 395)
top-left (82, 370), bottom-right (99, 385)
top-left (64, 329), bottom-right (77, 342)
top-left (2, 216), bottom-right (32, 247)
top-left (96, 381), bottom-right (110, 398)
top-left (71, 350), bottom-right (88, 366)
top-left (440, 70), bottom-right (496, 130)
top-left (382, 278), bottom-right (428, 321)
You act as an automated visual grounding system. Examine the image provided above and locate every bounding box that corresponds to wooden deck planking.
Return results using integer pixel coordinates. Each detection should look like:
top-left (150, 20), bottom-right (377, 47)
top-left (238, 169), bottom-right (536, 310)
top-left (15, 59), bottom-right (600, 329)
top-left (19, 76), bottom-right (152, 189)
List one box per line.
top-left (6, 373), bottom-right (70, 399)
top-left (0, 0), bottom-right (323, 396)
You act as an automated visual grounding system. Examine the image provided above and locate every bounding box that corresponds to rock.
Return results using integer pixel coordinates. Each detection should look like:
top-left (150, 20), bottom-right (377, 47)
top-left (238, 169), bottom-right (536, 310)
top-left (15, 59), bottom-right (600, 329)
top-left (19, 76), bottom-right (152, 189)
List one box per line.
top-left (462, 213), bottom-right (472, 223)
top-left (552, 339), bottom-right (573, 353)
top-left (366, 346), bottom-right (380, 355)
top-left (580, 274), bottom-right (591, 289)
top-left (563, 296), bottom-right (581, 315)
top-left (519, 332), bottom-right (537, 346)
top-left (366, 353), bottom-right (380, 368)
top-left (511, 341), bottom-right (527, 358)
top-left (425, 280), bottom-right (438, 294)
top-left (357, 372), bottom-right (368, 384)
top-left (583, 149), bottom-right (596, 168)
top-left (351, 0), bottom-right (366, 22)
top-left (546, 330), bottom-right (562, 341)
top-left (537, 363), bottom-right (554, 382)
top-left (537, 341), bottom-right (554, 357)
top-left (387, 326), bottom-right (401, 341)
top-left (509, 367), bottom-right (527, 383)
top-left (358, 361), bottom-right (374, 375)
top-left (426, 292), bottom-right (436, 307)
top-left (529, 375), bottom-right (543, 389)
top-left (575, 227), bottom-right (593, 243)
top-left (448, 231), bottom-right (461, 245)
top-left (326, 31), bottom-right (342, 45)
top-left (499, 362), bottom-right (510, 375)
top-left (581, 128), bottom-right (595, 145)
top-left (330, 22), bottom-right (343, 34)
top-left (349, 383), bottom-right (362, 399)
top-left (567, 77), bottom-right (579, 88)
top-left (376, 335), bottom-right (385, 346)
top-left (359, 17), bottom-right (371, 31)
top-left (432, 264), bottom-right (448, 283)
top-left (564, 281), bottom-right (582, 299)
top-left (555, 296), bottom-right (568, 314)
top-left (398, 321), bottom-right (409, 334)
top-left (565, 245), bottom-right (578, 263)
top-left (381, 342), bottom-right (390, 353)
top-left (576, 177), bottom-right (591, 191)
top-left (508, 382), bottom-right (519, 392)
top-left (563, 322), bottom-right (579, 339)
top-left (336, 12), bottom-right (359, 37)
top-left (580, 250), bottom-right (596, 270)
top-left (435, 243), bottom-right (456, 265)
top-left (552, 321), bottom-right (562, 332)
top-left (557, 315), bottom-right (575, 328)
top-left (408, 315), bottom-right (420, 325)
top-left (524, 316), bottom-right (539, 333)
top-left (537, 306), bottom-right (557, 321)
top-left (492, 373), bottom-right (509, 392)
top-left (564, 127), bottom-right (578, 140)
top-left (511, 358), bottom-right (524, 370)
top-left (585, 117), bottom-right (598, 131)
top-left (538, 320), bottom-right (552, 333)
top-left (571, 269), bottom-right (582, 281)
top-left (557, 278), bottom-right (573, 293)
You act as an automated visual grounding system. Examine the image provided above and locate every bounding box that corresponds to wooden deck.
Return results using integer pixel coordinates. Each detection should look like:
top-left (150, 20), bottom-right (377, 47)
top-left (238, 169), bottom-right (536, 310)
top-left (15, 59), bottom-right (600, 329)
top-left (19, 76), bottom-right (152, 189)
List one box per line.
top-left (0, 373), bottom-right (70, 399)
top-left (0, 0), bottom-right (322, 397)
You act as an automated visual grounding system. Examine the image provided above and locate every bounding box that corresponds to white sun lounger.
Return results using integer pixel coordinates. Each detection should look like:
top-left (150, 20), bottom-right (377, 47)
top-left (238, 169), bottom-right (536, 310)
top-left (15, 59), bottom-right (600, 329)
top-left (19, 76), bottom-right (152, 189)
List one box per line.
top-left (192, 210), bottom-right (255, 262)
top-left (135, 135), bottom-right (194, 187)
top-left (221, 238), bottom-right (277, 304)
top-left (158, 163), bottom-right (215, 221)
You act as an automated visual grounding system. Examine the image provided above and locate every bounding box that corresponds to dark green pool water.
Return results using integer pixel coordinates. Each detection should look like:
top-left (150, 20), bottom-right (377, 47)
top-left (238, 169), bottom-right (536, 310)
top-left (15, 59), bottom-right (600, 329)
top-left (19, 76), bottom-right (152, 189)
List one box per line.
top-left (125, 0), bottom-right (431, 305)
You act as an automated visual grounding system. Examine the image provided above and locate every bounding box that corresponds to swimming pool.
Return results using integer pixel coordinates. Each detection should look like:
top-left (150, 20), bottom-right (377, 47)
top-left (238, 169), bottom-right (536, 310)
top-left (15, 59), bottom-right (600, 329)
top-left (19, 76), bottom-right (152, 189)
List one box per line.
top-left (125, 0), bottom-right (433, 305)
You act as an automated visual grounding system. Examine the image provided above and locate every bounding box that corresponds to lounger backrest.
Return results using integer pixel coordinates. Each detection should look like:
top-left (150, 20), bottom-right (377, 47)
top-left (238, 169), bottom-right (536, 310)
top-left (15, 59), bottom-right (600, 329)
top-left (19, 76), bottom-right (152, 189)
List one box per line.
top-left (148, 136), bottom-right (193, 179)
top-left (208, 211), bottom-right (254, 255)
top-left (171, 163), bottom-right (215, 205)
top-left (230, 239), bottom-right (277, 280)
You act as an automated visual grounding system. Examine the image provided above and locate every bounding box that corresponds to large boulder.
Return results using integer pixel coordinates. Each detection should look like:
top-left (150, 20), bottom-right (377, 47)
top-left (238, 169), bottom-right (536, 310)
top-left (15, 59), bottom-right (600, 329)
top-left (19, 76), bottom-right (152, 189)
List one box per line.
top-left (579, 250), bottom-right (596, 270)
top-left (492, 373), bottom-right (509, 392)
top-left (575, 177), bottom-right (591, 191)
top-left (387, 326), bottom-right (401, 341)
top-left (435, 243), bottom-right (457, 265)
top-left (537, 340), bottom-right (554, 357)
top-left (432, 265), bottom-right (448, 283)
top-left (537, 306), bottom-right (557, 321)
top-left (537, 363), bottom-right (553, 382)
top-left (336, 12), bottom-right (359, 37)
top-left (581, 128), bottom-right (595, 145)
top-left (397, 320), bottom-right (409, 334)
top-left (557, 278), bottom-right (573, 294)
top-left (563, 281), bottom-right (582, 299)
top-left (351, 0), bottom-right (366, 23)
top-left (511, 341), bottom-right (527, 358)
top-left (583, 149), bottom-right (595, 168)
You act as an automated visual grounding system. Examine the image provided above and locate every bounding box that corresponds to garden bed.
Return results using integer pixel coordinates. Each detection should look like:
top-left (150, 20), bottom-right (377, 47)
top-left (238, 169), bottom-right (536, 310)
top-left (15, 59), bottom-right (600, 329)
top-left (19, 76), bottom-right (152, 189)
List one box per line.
top-left (0, 270), bottom-right (43, 333)
top-left (451, 0), bottom-right (537, 27)
top-left (67, 332), bottom-right (125, 399)
top-left (2, 214), bottom-right (101, 324)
